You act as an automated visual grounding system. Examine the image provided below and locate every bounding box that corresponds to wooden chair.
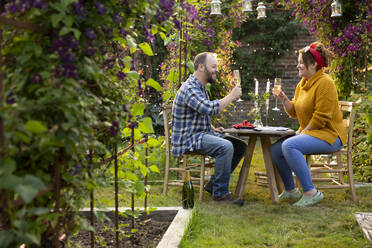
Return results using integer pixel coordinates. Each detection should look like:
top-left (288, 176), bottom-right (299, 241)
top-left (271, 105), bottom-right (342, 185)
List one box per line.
top-left (306, 101), bottom-right (358, 203)
top-left (161, 104), bottom-right (215, 201)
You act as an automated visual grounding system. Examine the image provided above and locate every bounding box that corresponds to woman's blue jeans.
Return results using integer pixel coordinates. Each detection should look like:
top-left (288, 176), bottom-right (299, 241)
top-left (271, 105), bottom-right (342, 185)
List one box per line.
top-left (270, 134), bottom-right (342, 192)
top-left (194, 134), bottom-right (247, 198)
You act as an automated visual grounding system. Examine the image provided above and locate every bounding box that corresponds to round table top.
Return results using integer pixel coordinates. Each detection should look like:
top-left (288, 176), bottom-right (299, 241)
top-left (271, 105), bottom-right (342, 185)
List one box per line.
top-left (223, 127), bottom-right (296, 137)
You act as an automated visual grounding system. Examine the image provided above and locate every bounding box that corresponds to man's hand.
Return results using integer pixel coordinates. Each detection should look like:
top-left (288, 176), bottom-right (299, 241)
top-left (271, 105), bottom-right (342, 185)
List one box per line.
top-left (230, 83), bottom-right (242, 101)
top-left (212, 125), bottom-right (224, 133)
top-left (219, 83), bottom-right (242, 112)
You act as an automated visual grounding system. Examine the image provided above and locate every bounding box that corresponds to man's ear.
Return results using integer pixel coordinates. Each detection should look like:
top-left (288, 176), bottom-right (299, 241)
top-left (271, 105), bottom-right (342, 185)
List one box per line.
top-left (198, 63), bottom-right (205, 72)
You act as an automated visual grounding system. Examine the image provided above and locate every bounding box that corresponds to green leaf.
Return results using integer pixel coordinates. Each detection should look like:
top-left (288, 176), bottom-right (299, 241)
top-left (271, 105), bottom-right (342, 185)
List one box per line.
top-left (0, 175), bottom-right (22, 190)
top-left (132, 103), bottom-right (145, 116)
top-left (135, 181), bottom-right (144, 196)
top-left (24, 175), bottom-right (46, 190)
top-left (146, 78), bottom-right (163, 91)
top-left (62, 15), bottom-right (74, 27)
top-left (149, 165), bottom-right (160, 173)
top-left (14, 175), bottom-right (46, 203)
top-left (15, 131), bottom-right (31, 144)
top-left (59, 26), bottom-right (70, 36)
top-left (166, 68), bottom-right (178, 84)
top-left (159, 32), bottom-right (167, 40)
top-left (0, 231), bottom-right (13, 248)
top-left (122, 127), bottom-right (131, 138)
top-left (34, 45), bottom-right (42, 57)
top-left (126, 71), bottom-right (140, 80)
top-left (126, 35), bottom-right (137, 54)
top-left (187, 61), bottom-right (194, 72)
top-left (138, 117), bottom-right (154, 134)
top-left (139, 164), bottom-right (147, 177)
top-left (125, 172), bottom-right (138, 181)
top-left (163, 89), bottom-right (171, 102)
top-left (23, 233), bottom-right (40, 245)
top-left (124, 56), bottom-right (132, 68)
top-left (62, 0), bottom-right (76, 7)
top-left (25, 120), bottom-right (48, 134)
top-left (71, 28), bottom-right (81, 40)
top-left (19, 54), bottom-right (32, 64)
top-left (138, 43), bottom-right (154, 56)
top-left (0, 158), bottom-right (16, 176)
top-left (151, 25), bottom-right (158, 35)
top-left (28, 207), bottom-right (50, 216)
top-left (51, 13), bottom-right (64, 28)
top-left (147, 137), bottom-right (160, 147)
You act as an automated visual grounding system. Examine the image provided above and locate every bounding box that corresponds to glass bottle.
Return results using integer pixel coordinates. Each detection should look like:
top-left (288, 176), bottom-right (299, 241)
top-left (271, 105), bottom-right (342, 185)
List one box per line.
top-left (182, 170), bottom-right (194, 209)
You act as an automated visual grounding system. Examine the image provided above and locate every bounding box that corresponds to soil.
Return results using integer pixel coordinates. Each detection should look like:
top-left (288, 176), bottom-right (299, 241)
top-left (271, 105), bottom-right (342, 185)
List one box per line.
top-left (69, 210), bottom-right (178, 248)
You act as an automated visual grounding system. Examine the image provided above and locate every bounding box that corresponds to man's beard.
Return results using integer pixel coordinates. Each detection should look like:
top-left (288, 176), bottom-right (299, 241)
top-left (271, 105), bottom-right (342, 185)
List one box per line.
top-left (205, 68), bottom-right (216, 84)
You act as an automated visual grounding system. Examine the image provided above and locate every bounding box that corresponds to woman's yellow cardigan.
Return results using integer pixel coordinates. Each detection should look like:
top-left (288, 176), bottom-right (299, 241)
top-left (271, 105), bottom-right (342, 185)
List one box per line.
top-left (285, 69), bottom-right (347, 145)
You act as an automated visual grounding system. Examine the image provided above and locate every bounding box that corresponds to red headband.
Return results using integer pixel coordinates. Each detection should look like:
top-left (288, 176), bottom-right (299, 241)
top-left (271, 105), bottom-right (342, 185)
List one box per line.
top-left (304, 44), bottom-right (325, 69)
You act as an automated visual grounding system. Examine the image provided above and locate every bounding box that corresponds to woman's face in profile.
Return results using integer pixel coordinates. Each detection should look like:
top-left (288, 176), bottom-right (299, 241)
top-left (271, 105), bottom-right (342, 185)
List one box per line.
top-left (297, 53), bottom-right (316, 79)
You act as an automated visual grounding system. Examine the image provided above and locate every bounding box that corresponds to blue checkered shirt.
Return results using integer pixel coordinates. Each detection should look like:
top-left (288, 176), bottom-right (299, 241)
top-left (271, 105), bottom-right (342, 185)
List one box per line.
top-left (171, 75), bottom-right (224, 157)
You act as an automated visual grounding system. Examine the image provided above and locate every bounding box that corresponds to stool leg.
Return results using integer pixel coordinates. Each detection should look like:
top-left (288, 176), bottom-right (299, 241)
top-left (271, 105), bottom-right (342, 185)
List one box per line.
top-left (199, 155), bottom-right (206, 201)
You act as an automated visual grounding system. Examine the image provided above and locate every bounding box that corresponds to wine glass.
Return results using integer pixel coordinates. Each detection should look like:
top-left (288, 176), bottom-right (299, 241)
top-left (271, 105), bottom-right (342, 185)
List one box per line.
top-left (272, 78), bottom-right (282, 111)
top-left (233, 70), bottom-right (243, 102)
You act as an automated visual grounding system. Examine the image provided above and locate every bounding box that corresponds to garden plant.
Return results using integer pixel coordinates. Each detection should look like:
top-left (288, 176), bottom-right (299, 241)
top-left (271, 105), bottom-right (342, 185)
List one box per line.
top-left (0, 0), bottom-right (370, 247)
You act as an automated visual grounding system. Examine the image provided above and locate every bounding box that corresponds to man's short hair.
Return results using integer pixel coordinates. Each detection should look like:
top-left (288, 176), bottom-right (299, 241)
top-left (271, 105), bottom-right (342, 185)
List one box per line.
top-left (193, 52), bottom-right (211, 71)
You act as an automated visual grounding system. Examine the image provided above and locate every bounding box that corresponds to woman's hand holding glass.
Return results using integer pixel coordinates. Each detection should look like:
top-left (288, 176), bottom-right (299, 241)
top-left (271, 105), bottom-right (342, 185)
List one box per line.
top-left (272, 78), bottom-right (282, 111)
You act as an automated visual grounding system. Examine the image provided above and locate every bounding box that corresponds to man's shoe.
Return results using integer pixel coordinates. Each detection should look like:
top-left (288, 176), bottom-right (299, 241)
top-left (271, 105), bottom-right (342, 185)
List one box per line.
top-left (293, 191), bottom-right (324, 207)
top-left (204, 180), bottom-right (213, 195)
top-left (279, 188), bottom-right (302, 201)
top-left (213, 193), bottom-right (244, 206)
top-left (213, 193), bottom-right (235, 202)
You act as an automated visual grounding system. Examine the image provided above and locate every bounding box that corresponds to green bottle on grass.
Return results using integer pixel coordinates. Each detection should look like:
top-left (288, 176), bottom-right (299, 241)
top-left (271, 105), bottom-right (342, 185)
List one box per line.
top-left (182, 170), bottom-right (194, 209)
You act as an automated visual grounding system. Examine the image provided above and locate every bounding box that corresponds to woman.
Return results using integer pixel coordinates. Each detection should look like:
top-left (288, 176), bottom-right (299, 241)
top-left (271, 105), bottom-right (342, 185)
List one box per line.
top-left (271, 42), bottom-right (347, 207)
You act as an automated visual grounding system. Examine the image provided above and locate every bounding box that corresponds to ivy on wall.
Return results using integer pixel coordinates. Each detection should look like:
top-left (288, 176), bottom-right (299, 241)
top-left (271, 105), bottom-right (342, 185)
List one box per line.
top-left (231, 9), bottom-right (306, 99)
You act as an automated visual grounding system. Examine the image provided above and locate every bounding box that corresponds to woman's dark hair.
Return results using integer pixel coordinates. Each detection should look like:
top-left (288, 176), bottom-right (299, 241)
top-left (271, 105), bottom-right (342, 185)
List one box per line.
top-left (299, 42), bottom-right (332, 70)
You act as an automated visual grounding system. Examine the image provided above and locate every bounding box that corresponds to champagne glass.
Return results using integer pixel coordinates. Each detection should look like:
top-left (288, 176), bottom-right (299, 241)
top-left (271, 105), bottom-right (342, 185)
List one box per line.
top-left (233, 70), bottom-right (243, 102)
top-left (272, 78), bottom-right (281, 111)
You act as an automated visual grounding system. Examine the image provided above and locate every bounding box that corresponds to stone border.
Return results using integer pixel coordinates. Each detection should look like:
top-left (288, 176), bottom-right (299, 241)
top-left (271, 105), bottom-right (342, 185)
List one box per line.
top-left (80, 206), bottom-right (192, 248)
top-left (355, 212), bottom-right (372, 244)
top-left (157, 208), bottom-right (192, 248)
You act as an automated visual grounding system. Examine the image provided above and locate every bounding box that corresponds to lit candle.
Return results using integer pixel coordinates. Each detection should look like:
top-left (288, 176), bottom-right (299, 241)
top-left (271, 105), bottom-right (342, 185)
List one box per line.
top-left (266, 79), bottom-right (270, 105)
top-left (255, 78), bottom-right (259, 96)
top-left (254, 78), bottom-right (258, 108)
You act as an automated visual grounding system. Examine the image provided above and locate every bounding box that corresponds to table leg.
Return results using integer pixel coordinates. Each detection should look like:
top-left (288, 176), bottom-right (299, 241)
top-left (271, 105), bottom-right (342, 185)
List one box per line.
top-left (235, 135), bottom-right (257, 200)
top-left (260, 136), bottom-right (280, 203)
top-left (274, 165), bottom-right (284, 193)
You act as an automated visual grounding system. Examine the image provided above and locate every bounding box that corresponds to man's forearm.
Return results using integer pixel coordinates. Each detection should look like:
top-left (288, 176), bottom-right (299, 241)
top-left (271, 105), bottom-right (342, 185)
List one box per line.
top-left (219, 94), bottom-right (235, 112)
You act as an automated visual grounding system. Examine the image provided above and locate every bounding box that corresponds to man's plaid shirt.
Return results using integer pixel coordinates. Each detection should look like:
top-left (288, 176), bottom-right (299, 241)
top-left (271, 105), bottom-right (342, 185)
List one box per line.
top-left (171, 74), bottom-right (224, 157)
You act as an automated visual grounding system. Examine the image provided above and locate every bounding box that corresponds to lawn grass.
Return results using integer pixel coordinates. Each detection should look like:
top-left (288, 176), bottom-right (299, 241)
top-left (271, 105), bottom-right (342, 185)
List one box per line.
top-left (92, 141), bottom-right (372, 247)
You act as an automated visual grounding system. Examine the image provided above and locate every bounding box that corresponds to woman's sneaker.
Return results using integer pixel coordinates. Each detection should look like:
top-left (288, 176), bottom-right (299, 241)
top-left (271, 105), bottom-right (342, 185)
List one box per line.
top-left (293, 191), bottom-right (324, 207)
top-left (279, 189), bottom-right (302, 201)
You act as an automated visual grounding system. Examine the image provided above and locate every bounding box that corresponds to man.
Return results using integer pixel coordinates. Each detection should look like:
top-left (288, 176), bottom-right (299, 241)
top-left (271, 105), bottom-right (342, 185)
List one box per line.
top-left (171, 52), bottom-right (247, 204)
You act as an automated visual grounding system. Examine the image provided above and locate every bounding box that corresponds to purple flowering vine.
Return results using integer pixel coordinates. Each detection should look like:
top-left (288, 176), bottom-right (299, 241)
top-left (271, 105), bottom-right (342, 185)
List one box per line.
top-left (109, 120), bottom-right (119, 136)
top-left (116, 71), bottom-right (126, 81)
top-left (73, 1), bottom-right (86, 17)
top-left (85, 28), bottom-right (97, 40)
top-left (94, 2), bottom-right (106, 15)
top-left (31, 73), bottom-right (42, 83)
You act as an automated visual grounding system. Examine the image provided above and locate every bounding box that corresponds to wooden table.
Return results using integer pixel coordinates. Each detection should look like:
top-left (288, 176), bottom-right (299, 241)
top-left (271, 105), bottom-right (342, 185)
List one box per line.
top-left (224, 127), bottom-right (296, 203)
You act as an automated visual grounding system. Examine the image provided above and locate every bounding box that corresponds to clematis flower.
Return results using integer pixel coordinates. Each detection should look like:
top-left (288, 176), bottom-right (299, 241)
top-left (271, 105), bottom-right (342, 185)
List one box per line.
top-left (85, 28), bottom-right (97, 40)
top-left (110, 120), bottom-right (119, 136)
top-left (94, 2), bottom-right (106, 15)
top-left (116, 71), bottom-right (126, 80)
top-left (31, 73), bottom-right (42, 83)
top-left (73, 1), bottom-right (86, 17)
